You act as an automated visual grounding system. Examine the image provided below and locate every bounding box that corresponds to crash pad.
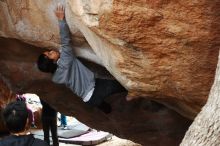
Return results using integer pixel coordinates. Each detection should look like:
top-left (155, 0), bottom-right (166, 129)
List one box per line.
top-left (59, 130), bottom-right (112, 145)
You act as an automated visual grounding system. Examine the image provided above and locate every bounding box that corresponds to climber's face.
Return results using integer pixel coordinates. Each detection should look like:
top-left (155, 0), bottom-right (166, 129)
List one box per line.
top-left (43, 50), bottom-right (60, 61)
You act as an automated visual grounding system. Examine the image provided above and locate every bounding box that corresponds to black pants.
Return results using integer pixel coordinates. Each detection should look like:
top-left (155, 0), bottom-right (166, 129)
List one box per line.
top-left (87, 78), bottom-right (127, 106)
top-left (42, 116), bottom-right (59, 146)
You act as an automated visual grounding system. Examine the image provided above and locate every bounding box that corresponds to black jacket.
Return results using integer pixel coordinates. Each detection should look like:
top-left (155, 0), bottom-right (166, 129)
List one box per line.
top-left (0, 134), bottom-right (48, 146)
top-left (40, 99), bottom-right (57, 117)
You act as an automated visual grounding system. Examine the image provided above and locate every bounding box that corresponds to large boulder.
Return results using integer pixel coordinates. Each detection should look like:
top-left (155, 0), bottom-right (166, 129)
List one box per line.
top-left (0, 0), bottom-right (219, 118)
top-left (0, 0), bottom-right (219, 144)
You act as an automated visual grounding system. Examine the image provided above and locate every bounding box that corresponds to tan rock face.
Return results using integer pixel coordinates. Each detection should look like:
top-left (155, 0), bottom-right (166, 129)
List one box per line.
top-left (70, 0), bottom-right (220, 118)
top-left (0, 0), bottom-right (219, 124)
top-left (94, 0), bottom-right (220, 117)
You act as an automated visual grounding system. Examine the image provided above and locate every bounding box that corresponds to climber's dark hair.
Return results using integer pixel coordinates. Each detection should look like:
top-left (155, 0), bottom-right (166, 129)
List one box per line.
top-left (37, 53), bottom-right (57, 74)
top-left (2, 101), bottom-right (28, 133)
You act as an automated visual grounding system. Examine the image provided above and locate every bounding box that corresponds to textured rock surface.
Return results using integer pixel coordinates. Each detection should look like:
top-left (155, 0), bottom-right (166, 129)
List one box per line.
top-left (0, 0), bottom-right (220, 144)
top-left (1, 0), bottom-right (219, 119)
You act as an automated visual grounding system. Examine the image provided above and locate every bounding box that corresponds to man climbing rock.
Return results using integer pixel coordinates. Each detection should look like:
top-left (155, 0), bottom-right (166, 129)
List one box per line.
top-left (37, 4), bottom-right (127, 114)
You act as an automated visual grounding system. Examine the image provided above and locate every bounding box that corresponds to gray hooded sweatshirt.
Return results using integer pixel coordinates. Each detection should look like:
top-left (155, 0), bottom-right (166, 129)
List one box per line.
top-left (52, 20), bottom-right (95, 101)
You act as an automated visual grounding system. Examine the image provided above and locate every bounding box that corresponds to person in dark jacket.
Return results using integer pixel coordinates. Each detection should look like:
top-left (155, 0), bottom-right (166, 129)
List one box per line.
top-left (0, 101), bottom-right (48, 146)
top-left (37, 4), bottom-right (127, 114)
top-left (40, 99), bottom-right (58, 146)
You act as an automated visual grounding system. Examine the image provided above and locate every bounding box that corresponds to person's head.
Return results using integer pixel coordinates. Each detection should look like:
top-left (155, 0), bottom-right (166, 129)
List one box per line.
top-left (37, 50), bottom-right (60, 73)
top-left (2, 101), bottom-right (29, 133)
